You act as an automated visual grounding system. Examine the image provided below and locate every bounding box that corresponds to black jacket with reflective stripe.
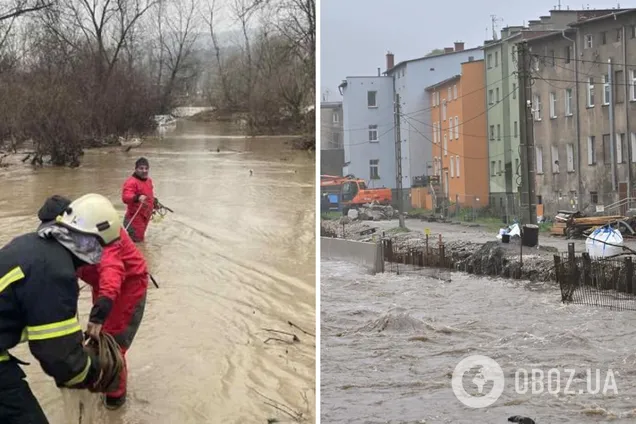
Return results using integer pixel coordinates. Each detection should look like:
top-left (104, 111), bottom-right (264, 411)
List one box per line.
top-left (0, 232), bottom-right (100, 388)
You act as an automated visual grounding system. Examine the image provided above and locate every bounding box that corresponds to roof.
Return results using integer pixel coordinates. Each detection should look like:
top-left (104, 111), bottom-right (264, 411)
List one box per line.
top-left (321, 101), bottom-right (342, 109)
top-left (386, 46), bottom-right (482, 74)
top-left (568, 8), bottom-right (636, 27)
top-left (425, 74), bottom-right (461, 92)
top-left (522, 29), bottom-right (576, 44)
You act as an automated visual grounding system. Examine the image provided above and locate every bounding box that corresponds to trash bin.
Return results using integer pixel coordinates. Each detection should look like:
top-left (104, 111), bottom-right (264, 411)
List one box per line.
top-left (501, 233), bottom-right (510, 243)
top-left (522, 224), bottom-right (539, 247)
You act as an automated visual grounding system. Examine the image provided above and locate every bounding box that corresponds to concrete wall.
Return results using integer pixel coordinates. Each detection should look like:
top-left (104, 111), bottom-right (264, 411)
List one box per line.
top-left (320, 237), bottom-right (384, 274)
top-left (342, 76), bottom-right (395, 189)
top-left (321, 149), bottom-right (345, 176)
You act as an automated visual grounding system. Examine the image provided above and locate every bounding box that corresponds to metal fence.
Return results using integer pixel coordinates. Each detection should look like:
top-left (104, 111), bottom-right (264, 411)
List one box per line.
top-left (555, 246), bottom-right (636, 311)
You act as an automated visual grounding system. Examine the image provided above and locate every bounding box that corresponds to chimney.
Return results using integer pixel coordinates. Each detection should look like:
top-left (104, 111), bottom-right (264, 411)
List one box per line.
top-left (444, 47), bottom-right (454, 53)
top-left (386, 51), bottom-right (395, 70)
top-left (377, 67), bottom-right (381, 76)
top-left (454, 41), bottom-right (465, 51)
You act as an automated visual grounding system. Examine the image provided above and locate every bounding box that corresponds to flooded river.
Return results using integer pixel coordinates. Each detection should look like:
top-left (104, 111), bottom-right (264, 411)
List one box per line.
top-left (0, 120), bottom-right (316, 423)
top-left (321, 260), bottom-right (636, 424)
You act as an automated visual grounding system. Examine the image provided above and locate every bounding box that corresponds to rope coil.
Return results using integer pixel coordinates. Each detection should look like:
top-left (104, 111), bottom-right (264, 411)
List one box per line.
top-left (83, 332), bottom-right (124, 393)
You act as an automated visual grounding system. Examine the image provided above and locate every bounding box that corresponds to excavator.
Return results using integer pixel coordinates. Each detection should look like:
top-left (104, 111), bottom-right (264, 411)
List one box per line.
top-left (320, 174), bottom-right (392, 214)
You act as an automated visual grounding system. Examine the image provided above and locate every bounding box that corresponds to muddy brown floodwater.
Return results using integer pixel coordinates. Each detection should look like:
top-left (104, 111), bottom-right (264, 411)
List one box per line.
top-left (321, 259), bottom-right (636, 424)
top-left (0, 120), bottom-right (316, 424)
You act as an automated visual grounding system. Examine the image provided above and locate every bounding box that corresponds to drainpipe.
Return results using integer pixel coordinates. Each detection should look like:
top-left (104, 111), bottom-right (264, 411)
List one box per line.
top-left (562, 29), bottom-right (583, 210)
top-left (609, 58), bottom-right (617, 193)
top-left (623, 25), bottom-right (632, 203)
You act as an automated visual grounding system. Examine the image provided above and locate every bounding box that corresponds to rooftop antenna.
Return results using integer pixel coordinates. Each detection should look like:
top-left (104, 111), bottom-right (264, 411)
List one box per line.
top-left (322, 89), bottom-right (330, 102)
top-left (490, 14), bottom-right (503, 40)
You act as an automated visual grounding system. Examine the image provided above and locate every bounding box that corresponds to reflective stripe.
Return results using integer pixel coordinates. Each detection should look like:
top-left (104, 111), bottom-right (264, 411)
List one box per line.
top-left (0, 351), bottom-right (9, 362)
top-left (0, 266), bottom-right (25, 293)
top-left (27, 317), bottom-right (81, 341)
top-left (64, 357), bottom-right (91, 387)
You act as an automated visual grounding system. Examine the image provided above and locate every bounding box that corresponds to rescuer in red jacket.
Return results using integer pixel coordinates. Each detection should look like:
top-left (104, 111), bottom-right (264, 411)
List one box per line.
top-left (122, 157), bottom-right (155, 242)
top-left (76, 226), bottom-right (148, 410)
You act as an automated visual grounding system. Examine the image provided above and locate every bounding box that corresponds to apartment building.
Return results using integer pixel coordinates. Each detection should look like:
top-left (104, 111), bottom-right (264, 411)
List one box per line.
top-left (427, 59), bottom-right (489, 209)
top-left (484, 9), bottom-right (606, 216)
top-left (525, 8), bottom-right (636, 216)
top-left (339, 44), bottom-right (484, 208)
top-left (320, 101), bottom-right (344, 176)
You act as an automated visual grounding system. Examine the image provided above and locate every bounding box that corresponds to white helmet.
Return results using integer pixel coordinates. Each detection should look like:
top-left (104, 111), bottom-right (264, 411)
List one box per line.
top-left (56, 193), bottom-right (121, 245)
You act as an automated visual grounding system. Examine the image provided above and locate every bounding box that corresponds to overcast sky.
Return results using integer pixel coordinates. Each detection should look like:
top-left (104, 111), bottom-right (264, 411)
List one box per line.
top-left (320, 0), bottom-right (624, 101)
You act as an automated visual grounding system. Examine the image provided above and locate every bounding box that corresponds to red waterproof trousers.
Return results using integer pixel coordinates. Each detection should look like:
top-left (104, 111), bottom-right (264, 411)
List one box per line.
top-left (77, 228), bottom-right (149, 398)
top-left (122, 174), bottom-right (155, 242)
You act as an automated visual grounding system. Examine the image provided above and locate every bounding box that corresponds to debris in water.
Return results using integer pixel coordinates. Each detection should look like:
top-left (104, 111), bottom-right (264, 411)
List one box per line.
top-left (288, 320), bottom-right (314, 337)
top-left (508, 416), bottom-right (536, 424)
top-left (249, 169), bottom-right (253, 176)
top-left (262, 328), bottom-right (300, 343)
top-left (252, 388), bottom-right (304, 423)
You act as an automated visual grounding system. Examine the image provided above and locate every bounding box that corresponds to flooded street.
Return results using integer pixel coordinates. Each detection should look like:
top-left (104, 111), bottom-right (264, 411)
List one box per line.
top-left (321, 259), bottom-right (636, 424)
top-left (0, 121), bottom-right (315, 423)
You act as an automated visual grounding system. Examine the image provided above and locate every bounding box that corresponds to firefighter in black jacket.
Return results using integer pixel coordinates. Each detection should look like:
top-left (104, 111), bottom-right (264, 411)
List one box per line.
top-left (0, 193), bottom-right (123, 423)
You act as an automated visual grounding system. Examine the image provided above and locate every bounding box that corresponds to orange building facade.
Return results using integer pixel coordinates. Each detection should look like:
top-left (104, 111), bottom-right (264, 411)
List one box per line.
top-left (426, 59), bottom-right (489, 208)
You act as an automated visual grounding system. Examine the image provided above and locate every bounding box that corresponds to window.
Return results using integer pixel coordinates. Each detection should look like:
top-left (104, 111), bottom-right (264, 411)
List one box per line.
top-left (454, 117), bottom-right (459, 139)
top-left (442, 101), bottom-right (447, 120)
top-left (603, 74), bottom-right (610, 105)
top-left (495, 51), bottom-right (499, 67)
top-left (549, 50), bottom-right (555, 66)
top-left (490, 161), bottom-right (496, 176)
top-left (497, 124), bottom-right (501, 140)
top-left (488, 54), bottom-right (492, 68)
top-left (443, 133), bottom-right (447, 155)
top-left (514, 121), bottom-right (518, 138)
top-left (615, 70), bottom-right (624, 103)
top-left (601, 31), bottom-right (607, 45)
top-left (549, 92), bottom-right (557, 118)
top-left (496, 87), bottom-right (500, 103)
top-left (489, 125), bottom-right (495, 140)
top-left (512, 83), bottom-right (517, 99)
top-left (512, 46), bottom-right (517, 62)
top-left (449, 120), bottom-right (454, 140)
top-left (566, 144), bottom-right (574, 172)
top-left (536, 146), bottom-right (544, 173)
top-left (367, 91), bottom-right (377, 108)
top-left (587, 136), bottom-right (596, 165)
top-left (632, 25), bottom-right (636, 39)
top-left (617, 28), bottom-right (622, 43)
top-left (332, 113), bottom-right (339, 123)
top-left (565, 88), bottom-right (573, 115)
top-left (498, 160), bottom-right (502, 174)
top-left (515, 158), bottom-right (520, 175)
top-left (368, 125), bottom-right (378, 142)
top-left (551, 145), bottom-right (559, 173)
top-left (630, 70), bottom-right (636, 101)
top-left (632, 133), bottom-right (636, 163)
top-left (450, 157), bottom-right (455, 177)
top-left (533, 94), bottom-right (541, 120)
top-left (587, 78), bottom-right (595, 107)
top-left (455, 156), bottom-right (460, 177)
top-left (565, 45), bottom-right (571, 64)
top-left (603, 134), bottom-right (611, 164)
top-left (590, 191), bottom-right (598, 204)
top-left (585, 34), bottom-right (593, 49)
top-left (453, 85), bottom-right (458, 99)
top-left (617, 133), bottom-right (625, 163)
top-left (488, 89), bottom-right (494, 105)
top-left (331, 132), bottom-right (340, 147)
top-left (448, 87), bottom-right (452, 101)
top-left (433, 123), bottom-right (437, 143)
top-left (369, 159), bottom-right (379, 179)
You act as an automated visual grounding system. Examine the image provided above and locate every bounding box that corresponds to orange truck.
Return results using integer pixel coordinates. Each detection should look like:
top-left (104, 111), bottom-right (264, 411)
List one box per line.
top-left (320, 174), bottom-right (392, 214)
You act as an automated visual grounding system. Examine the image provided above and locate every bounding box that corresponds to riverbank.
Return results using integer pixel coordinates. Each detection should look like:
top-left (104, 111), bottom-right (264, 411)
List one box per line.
top-left (321, 217), bottom-right (636, 282)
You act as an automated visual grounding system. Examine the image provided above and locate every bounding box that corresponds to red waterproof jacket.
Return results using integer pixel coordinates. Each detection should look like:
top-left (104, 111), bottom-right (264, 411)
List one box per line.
top-left (77, 228), bottom-right (148, 328)
top-left (122, 174), bottom-right (155, 224)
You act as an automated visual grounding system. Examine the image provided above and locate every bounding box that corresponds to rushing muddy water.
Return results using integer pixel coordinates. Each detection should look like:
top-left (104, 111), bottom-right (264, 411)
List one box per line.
top-left (0, 120), bottom-right (316, 423)
top-left (321, 259), bottom-right (636, 424)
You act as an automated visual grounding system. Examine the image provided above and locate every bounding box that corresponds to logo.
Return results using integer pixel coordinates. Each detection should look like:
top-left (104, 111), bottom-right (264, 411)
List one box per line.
top-left (452, 355), bottom-right (505, 408)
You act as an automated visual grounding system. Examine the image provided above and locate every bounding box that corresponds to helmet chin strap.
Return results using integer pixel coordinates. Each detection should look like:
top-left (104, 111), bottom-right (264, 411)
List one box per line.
top-left (37, 224), bottom-right (103, 265)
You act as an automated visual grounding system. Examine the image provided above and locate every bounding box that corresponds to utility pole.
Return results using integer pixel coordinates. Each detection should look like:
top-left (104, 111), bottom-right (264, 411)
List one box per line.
top-left (394, 91), bottom-right (405, 228)
top-left (517, 41), bottom-right (537, 225)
